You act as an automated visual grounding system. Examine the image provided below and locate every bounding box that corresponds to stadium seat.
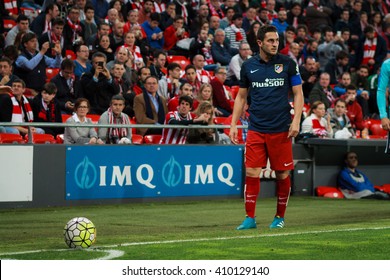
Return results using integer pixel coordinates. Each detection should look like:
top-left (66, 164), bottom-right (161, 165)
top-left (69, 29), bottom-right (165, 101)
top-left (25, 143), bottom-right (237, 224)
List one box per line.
top-left (131, 134), bottom-right (143, 144)
top-left (23, 88), bottom-right (36, 99)
top-left (369, 122), bottom-right (387, 138)
top-left (375, 184), bottom-right (390, 194)
top-left (56, 134), bottom-right (64, 144)
top-left (86, 114), bottom-right (100, 124)
top-left (166, 55), bottom-right (191, 70)
top-left (230, 85), bottom-right (240, 100)
top-left (130, 117), bottom-right (137, 134)
top-left (315, 186), bottom-right (344, 199)
top-left (0, 133), bottom-right (25, 144)
top-left (213, 117), bottom-right (228, 125)
top-left (65, 50), bottom-right (77, 60)
top-left (3, 19), bottom-right (16, 33)
top-left (143, 134), bottom-right (162, 144)
top-left (46, 68), bottom-right (60, 82)
top-left (62, 114), bottom-right (71, 122)
top-left (229, 99), bottom-right (235, 110)
top-left (24, 133), bottom-right (57, 144)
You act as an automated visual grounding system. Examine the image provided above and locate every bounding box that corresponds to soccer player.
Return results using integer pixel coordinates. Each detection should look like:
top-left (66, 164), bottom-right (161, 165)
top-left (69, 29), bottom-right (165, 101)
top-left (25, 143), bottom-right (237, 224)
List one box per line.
top-left (160, 95), bottom-right (209, 144)
top-left (229, 25), bottom-right (304, 230)
top-left (377, 59), bottom-right (390, 132)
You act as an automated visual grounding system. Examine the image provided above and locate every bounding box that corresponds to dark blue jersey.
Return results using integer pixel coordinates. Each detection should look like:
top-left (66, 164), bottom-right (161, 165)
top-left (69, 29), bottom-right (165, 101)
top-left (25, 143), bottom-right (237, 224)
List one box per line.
top-left (240, 54), bottom-right (302, 133)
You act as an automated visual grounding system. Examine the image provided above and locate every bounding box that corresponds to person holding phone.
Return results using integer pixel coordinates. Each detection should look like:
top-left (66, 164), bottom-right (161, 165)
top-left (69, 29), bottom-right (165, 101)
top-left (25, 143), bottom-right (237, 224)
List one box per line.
top-left (76, 52), bottom-right (116, 114)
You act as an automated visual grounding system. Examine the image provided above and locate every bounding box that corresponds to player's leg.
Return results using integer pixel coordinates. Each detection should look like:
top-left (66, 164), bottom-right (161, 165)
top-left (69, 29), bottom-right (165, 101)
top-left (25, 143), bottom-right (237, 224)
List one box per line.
top-left (267, 132), bottom-right (294, 229)
top-left (237, 131), bottom-right (266, 230)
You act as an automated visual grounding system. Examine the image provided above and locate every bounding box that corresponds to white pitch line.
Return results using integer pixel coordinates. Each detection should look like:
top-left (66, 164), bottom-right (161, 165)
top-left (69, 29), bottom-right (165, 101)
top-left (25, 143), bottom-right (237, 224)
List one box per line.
top-left (1, 226), bottom-right (390, 259)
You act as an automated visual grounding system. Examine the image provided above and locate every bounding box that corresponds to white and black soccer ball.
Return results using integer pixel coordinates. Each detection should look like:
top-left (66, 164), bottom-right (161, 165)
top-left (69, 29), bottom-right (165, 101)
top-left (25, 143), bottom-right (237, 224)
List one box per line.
top-left (64, 217), bottom-right (96, 249)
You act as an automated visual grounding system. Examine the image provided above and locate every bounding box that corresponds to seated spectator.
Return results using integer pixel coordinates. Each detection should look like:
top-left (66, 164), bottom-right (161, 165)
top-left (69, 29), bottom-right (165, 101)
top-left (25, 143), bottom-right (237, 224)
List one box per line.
top-left (163, 15), bottom-right (190, 55)
top-left (327, 99), bottom-right (355, 139)
top-left (63, 6), bottom-right (85, 51)
top-left (193, 54), bottom-right (212, 85)
top-left (7, 79), bottom-right (45, 136)
top-left (160, 95), bottom-right (209, 144)
top-left (149, 50), bottom-right (167, 80)
top-left (225, 42), bottom-right (252, 87)
top-left (317, 27), bottom-right (343, 72)
top-left (109, 20), bottom-right (125, 52)
top-left (96, 34), bottom-right (115, 62)
top-left (5, 15), bottom-right (30, 47)
top-left (122, 31), bottom-right (145, 71)
top-left (286, 2), bottom-right (305, 29)
top-left (181, 65), bottom-right (201, 98)
top-left (30, 3), bottom-right (60, 36)
top-left (324, 50), bottom-right (350, 85)
top-left (197, 83), bottom-right (213, 107)
top-left (299, 56), bottom-right (319, 102)
top-left (305, 0), bottom-right (333, 34)
top-left (110, 63), bottom-right (135, 118)
top-left (38, 17), bottom-right (66, 59)
top-left (51, 58), bottom-right (77, 114)
top-left (0, 86), bottom-right (13, 133)
top-left (246, 21), bottom-right (261, 55)
top-left (141, 12), bottom-right (164, 52)
top-left (301, 101), bottom-right (333, 138)
top-left (309, 72), bottom-right (338, 110)
top-left (167, 82), bottom-right (197, 112)
top-left (133, 75), bottom-right (168, 136)
top-left (73, 44), bottom-right (92, 80)
top-left (338, 152), bottom-right (390, 199)
top-left (0, 57), bottom-right (20, 87)
top-left (98, 94), bottom-right (132, 144)
top-left (133, 66), bottom-right (151, 96)
top-left (158, 62), bottom-right (182, 101)
top-left (31, 82), bottom-right (63, 137)
top-left (64, 98), bottom-right (104, 144)
top-left (76, 52), bottom-right (116, 114)
top-left (106, 46), bottom-right (137, 86)
top-left (186, 101), bottom-right (216, 144)
top-left (210, 66), bottom-right (232, 117)
top-left (211, 29), bottom-right (233, 66)
top-left (224, 13), bottom-right (247, 55)
top-left (272, 9), bottom-right (289, 35)
top-left (14, 32), bottom-right (62, 93)
top-left (86, 22), bottom-right (111, 53)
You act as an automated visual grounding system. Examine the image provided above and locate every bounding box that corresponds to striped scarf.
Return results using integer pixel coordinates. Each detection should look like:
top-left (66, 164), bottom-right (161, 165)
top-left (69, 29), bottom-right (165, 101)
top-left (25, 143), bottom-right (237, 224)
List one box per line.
top-left (11, 95), bottom-right (33, 123)
top-left (4, 0), bottom-right (18, 15)
top-left (176, 0), bottom-right (189, 24)
top-left (362, 34), bottom-right (377, 66)
top-left (107, 107), bottom-right (129, 141)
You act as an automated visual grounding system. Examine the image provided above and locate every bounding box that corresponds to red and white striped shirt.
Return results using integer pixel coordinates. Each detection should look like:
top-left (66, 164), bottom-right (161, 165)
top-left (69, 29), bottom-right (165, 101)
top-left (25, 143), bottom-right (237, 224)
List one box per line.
top-left (160, 111), bottom-right (195, 144)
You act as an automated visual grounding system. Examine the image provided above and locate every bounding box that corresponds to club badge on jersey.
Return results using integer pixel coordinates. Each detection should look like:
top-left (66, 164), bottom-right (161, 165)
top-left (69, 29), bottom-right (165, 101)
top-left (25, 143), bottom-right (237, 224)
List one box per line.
top-left (275, 64), bottom-right (283, 74)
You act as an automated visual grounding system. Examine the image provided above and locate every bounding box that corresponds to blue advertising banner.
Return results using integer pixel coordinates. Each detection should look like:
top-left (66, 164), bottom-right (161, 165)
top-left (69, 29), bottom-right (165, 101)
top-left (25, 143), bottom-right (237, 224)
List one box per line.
top-left (65, 145), bottom-right (243, 200)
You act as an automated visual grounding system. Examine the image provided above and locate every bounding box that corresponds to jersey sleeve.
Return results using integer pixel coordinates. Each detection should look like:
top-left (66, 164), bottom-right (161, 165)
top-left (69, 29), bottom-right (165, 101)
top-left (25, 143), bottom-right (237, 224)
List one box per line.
top-left (377, 60), bottom-right (390, 119)
top-left (239, 61), bottom-right (250, 88)
top-left (288, 59), bottom-right (302, 86)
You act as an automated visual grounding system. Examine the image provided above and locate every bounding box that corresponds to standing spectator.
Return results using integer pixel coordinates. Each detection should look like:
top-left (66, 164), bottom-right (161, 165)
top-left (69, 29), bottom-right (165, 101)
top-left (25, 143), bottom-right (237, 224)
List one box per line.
top-left (64, 98), bottom-right (105, 144)
top-left (51, 58), bottom-right (77, 114)
top-left (5, 15), bottom-right (30, 47)
top-left (81, 5), bottom-right (98, 41)
top-left (14, 32), bottom-right (62, 93)
top-left (31, 82), bottom-right (63, 137)
top-left (133, 75), bottom-right (168, 136)
top-left (309, 72), bottom-right (338, 110)
top-left (224, 13), bottom-right (247, 55)
top-left (160, 95), bottom-right (208, 144)
top-left (301, 101), bottom-right (333, 138)
top-left (299, 56), bottom-right (319, 102)
top-left (30, 3), bottom-right (60, 36)
top-left (98, 94), bottom-right (132, 144)
top-left (211, 66), bottom-right (232, 117)
top-left (211, 29), bottom-right (232, 66)
top-left (225, 42), bottom-right (252, 87)
top-left (229, 25), bottom-right (303, 230)
top-left (77, 52), bottom-right (116, 114)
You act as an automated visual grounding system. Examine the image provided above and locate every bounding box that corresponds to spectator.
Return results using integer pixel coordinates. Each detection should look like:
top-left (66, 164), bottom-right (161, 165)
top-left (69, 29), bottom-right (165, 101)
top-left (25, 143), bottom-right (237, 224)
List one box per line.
top-left (149, 50), bottom-right (167, 80)
top-left (109, 0), bottom-right (125, 23)
top-left (86, 22), bottom-right (111, 53)
top-left (5, 14), bottom-right (30, 47)
top-left (302, 38), bottom-right (319, 61)
top-left (327, 99), bottom-right (355, 139)
top-left (211, 29), bottom-right (232, 66)
top-left (14, 32), bottom-right (62, 93)
top-left (196, 83), bottom-right (213, 107)
top-left (163, 15), bottom-right (190, 55)
top-left (81, 5), bottom-right (98, 41)
top-left (75, 0), bottom-right (89, 22)
top-left (257, 7), bottom-right (271, 26)
top-left (63, 6), bottom-right (85, 52)
top-left (30, 3), bottom-right (60, 36)
top-left (0, 57), bottom-right (20, 87)
top-left (324, 50), bottom-right (350, 85)
top-left (64, 98), bottom-right (105, 144)
top-left (51, 58), bottom-right (77, 114)
top-left (192, 54), bottom-right (212, 84)
top-left (110, 63), bottom-right (135, 118)
top-left (309, 72), bottom-right (338, 110)
top-left (351, 65), bottom-right (372, 118)
top-left (317, 27), bottom-right (343, 72)
top-left (38, 17), bottom-right (66, 59)
top-left (7, 79), bottom-right (45, 136)
top-left (158, 62), bottom-right (182, 100)
top-left (286, 2), bottom-right (305, 29)
top-left (77, 52), bottom-right (116, 114)
top-left (242, 7), bottom-right (257, 33)
top-left (106, 46), bottom-right (137, 87)
top-left (272, 9), bottom-right (289, 35)
top-left (181, 64), bottom-right (201, 97)
top-left (224, 13), bottom-right (246, 54)
top-left (133, 66), bottom-right (151, 96)
top-left (186, 101), bottom-right (216, 144)
top-left (159, 2), bottom-right (176, 31)
top-left (334, 8), bottom-right (351, 33)
top-left (247, 21), bottom-right (261, 55)
top-left (301, 101), bottom-right (333, 138)
top-left (96, 34), bottom-right (114, 62)
top-left (98, 94), bottom-right (132, 144)
top-left (279, 26), bottom-right (296, 54)
top-left (141, 12), bottom-right (164, 51)
top-left (91, 0), bottom-right (109, 22)
top-left (338, 152), bottom-right (390, 199)
top-left (210, 66), bottom-right (232, 117)
top-left (133, 75), bottom-right (168, 136)
top-left (220, 7), bottom-right (235, 30)
top-left (225, 42), bottom-right (252, 87)
top-left (167, 82), bottom-right (196, 112)
top-left (189, 4), bottom-right (210, 37)
top-left (160, 95), bottom-right (209, 144)
top-left (342, 84), bottom-right (369, 133)
top-left (74, 44), bottom-right (92, 79)
top-left (123, 31), bottom-right (145, 71)
top-left (31, 82), bottom-right (63, 137)
top-left (305, 0), bottom-right (333, 34)
top-left (299, 56), bottom-right (320, 102)
top-left (138, 0), bottom-right (154, 24)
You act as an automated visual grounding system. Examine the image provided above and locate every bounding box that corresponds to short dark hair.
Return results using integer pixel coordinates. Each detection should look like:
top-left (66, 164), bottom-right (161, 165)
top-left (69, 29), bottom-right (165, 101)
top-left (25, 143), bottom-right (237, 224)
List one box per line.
top-left (185, 64), bottom-right (196, 72)
top-left (111, 94), bottom-right (125, 103)
top-left (0, 57), bottom-right (13, 66)
top-left (168, 62), bottom-right (181, 72)
top-left (61, 58), bottom-right (75, 70)
top-left (257, 25), bottom-right (278, 41)
top-left (74, 98), bottom-right (90, 111)
top-left (42, 82), bottom-right (57, 95)
top-left (52, 17), bottom-right (65, 27)
top-left (179, 95), bottom-right (193, 108)
top-left (346, 84), bottom-right (357, 91)
top-left (85, 4), bottom-right (94, 13)
top-left (22, 32), bottom-right (37, 45)
top-left (336, 50), bottom-right (349, 60)
top-left (92, 51), bottom-right (107, 62)
top-left (150, 12), bottom-right (161, 22)
top-left (12, 79), bottom-right (26, 88)
top-left (16, 14), bottom-right (29, 23)
top-left (137, 66), bottom-right (149, 76)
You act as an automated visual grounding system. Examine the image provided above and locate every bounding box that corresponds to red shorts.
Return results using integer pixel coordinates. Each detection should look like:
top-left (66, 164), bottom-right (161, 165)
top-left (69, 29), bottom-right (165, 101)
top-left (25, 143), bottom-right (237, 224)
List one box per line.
top-left (245, 130), bottom-right (294, 171)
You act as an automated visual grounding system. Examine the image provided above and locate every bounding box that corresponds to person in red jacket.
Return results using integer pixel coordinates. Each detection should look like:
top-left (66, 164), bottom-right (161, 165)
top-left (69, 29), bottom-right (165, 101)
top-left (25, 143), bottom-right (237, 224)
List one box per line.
top-left (163, 15), bottom-right (190, 53)
top-left (342, 84), bottom-right (369, 135)
top-left (210, 66), bottom-right (233, 117)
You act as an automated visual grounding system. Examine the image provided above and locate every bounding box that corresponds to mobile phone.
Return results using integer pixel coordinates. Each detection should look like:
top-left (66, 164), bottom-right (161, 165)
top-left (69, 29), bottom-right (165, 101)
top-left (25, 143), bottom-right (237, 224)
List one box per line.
top-left (50, 42), bottom-right (55, 48)
top-left (336, 31), bottom-right (341, 37)
top-left (97, 61), bottom-right (104, 67)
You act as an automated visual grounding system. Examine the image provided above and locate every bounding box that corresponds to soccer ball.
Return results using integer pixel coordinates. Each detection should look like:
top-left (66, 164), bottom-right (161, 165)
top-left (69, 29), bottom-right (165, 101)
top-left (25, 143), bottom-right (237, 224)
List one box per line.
top-left (64, 217), bottom-right (96, 248)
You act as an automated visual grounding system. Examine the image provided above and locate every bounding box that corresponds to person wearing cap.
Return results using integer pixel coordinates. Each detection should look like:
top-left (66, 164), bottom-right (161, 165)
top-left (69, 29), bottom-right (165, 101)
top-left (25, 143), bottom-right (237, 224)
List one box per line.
top-left (224, 13), bottom-right (247, 55)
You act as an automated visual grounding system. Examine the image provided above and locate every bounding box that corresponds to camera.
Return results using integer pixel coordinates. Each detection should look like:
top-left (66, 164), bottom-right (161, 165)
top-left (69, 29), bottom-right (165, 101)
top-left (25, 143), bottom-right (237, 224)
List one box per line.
top-left (97, 61), bottom-right (104, 67)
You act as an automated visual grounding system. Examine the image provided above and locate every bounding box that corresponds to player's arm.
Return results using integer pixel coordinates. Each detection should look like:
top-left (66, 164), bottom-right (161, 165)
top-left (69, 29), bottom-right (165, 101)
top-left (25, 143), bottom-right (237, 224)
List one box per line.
top-left (290, 84), bottom-right (304, 138)
top-left (230, 87), bottom-right (248, 144)
top-left (377, 61), bottom-right (390, 130)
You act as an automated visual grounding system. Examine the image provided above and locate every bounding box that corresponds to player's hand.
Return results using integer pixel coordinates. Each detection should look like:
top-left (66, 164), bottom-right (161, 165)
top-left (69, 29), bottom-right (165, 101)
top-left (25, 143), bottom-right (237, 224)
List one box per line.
top-left (229, 125), bottom-right (239, 144)
top-left (288, 120), bottom-right (300, 138)
top-left (381, 118), bottom-right (390, 131)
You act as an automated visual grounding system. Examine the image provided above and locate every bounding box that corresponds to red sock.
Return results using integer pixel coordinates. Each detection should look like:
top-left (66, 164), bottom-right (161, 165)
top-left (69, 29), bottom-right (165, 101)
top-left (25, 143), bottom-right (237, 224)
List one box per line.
top-left (276, 176), bottom-right (291, 218)
top-left (244, 176), bottom-right (260, 218)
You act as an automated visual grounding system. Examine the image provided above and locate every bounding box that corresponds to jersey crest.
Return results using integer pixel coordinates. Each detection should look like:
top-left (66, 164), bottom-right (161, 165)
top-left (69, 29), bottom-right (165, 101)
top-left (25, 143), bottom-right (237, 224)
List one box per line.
top-left (275, 64), bottom-right (283, 74)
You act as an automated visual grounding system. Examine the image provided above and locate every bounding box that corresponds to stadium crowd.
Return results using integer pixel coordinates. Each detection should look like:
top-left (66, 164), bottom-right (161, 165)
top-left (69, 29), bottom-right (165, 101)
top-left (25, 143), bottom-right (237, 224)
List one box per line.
top-left (1, 0), bottom-right (390, 144)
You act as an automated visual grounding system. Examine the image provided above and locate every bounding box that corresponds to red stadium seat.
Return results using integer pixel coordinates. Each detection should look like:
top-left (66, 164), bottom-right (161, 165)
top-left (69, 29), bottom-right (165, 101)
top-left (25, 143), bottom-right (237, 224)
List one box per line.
top-left (375, 184), bottom-right (390, 194)
top-left (46, 68), bottom-right (60, 82)
top-left (56, 134), bottom-right (64, 144)
top-left (230, 85), bottom-right (240, 100)
top-left (62, 114), bottom-right (71, 122)
top-left (143, 134), bottom-right (162, 144)
top-left (369, 121), bottom-right (387, 137)
top-left (3, 19), bottom-right (16, 32)
top-left (24, 133), bottom-right (57, 144)
top-left (130, 117), bottom-right (137, 134)
top-left (131, 134), bottom-right (144, 144)
top-left (316, 186), bottom-right (344, 198)
top-left (86, 114), bottom-right (100, 124)
top-left (65, 50), bottom-right (77, 60)
top-left (0, 133), bottom-right (25, 144)
top-left (213, 117), bottom-right (228, 125)
top-left (166, 55), bottom-right (191, 70)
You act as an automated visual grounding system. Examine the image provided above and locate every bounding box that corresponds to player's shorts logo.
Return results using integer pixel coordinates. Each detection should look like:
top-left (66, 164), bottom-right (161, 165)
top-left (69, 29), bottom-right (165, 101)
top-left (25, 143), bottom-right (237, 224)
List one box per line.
top-left (275, 64), bottom-right (283, 74)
